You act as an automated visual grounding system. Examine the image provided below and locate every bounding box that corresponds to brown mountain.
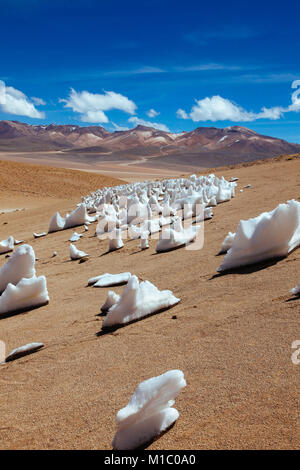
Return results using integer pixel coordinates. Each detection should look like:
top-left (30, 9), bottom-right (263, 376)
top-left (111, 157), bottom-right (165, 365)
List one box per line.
top-left (1, 120), bottom-right (300, 168)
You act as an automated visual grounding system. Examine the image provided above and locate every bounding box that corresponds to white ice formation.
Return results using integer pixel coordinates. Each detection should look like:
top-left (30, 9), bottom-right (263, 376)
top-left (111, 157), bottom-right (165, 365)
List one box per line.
top-left (81, 173), bottom-right (236, 246)
top-left (69, 232), bottom-right (83, 242)
top-left (0, 236), bottom-right (14, 254)
top-left (109, 229), bottom-right (124, 252)
top-left (48, 204), bottom-right (96, 233)
top-left (156, 225), bottom-right (199, 252)
top-left (139, 232), bottom-right (149, 250)
top-left (102, 275), bottom-right (180, 329)
top-left (33, 232), bottom-right (47, 238)
top-left (0, 276), bottom-right (49, 315)
top-left (290, 281), bottom-right (300, 296)
top-left (101, 290), bottom-right (121, 313)
top-left (217, 200), bottom-right (300, 271)
top-left (88, 272), bottom-right (131, 287)
top-left (220, 231), bottom-right (236, 254)
top-left (3, 342), bottom-right (44, 363)
top-left (69, 243), bottom-right (88, 260)
top-left (0, 244), bottom-right (36, 294)
top-left (112, 369), bottom-right (186, 450)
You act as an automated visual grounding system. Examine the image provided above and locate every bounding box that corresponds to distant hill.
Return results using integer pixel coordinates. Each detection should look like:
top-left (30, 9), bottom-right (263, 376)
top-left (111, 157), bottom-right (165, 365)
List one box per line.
top-left (1, 120), bottom-right (300, 168)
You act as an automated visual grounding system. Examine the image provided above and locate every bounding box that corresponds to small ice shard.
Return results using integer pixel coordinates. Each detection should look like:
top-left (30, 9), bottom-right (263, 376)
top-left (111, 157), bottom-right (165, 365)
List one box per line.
top-left (48, 211), bottom-right (65, 233)
top-left (0, 276), bottom-right (49, 316)
top-left (244, 184), bottom-right (251, 188)
top-left (102, 275), bottom-right (180, 329)
top-left (230, 177), bottom-right (239, 182)
top-left (194, 207), bottom-right (213, 223)
top-left (219, 231), bottom-right (236, 254)
top-left (84, 225), bottom-right (89, 231)
top-left (139, 232), bottom-right (149, 250)
top-left (207, 196), bottom-right (217, 207)
top-left (14, 239), bottom-right (24, 245)
top-left (109, 229), bottom-right (124, 252)
top-left (204, 207), bottom-right (213, 220)
top-left (89, 272), bottom-right (131, 287)
top-left (69, 243), bottom-right (89, 260)
top-left (0, 236), bottom-right (14, 254)
top-left (0, 244), bottom-right (36, 294)
top-left (33, 232), bottom-right (47, 238)
top-left (240, 189), bottom-right (244, 193)
top-left (217, 200), bottom-right (300, 271)
top-left (290, 281), bottom-right (300, 296)
top-left (101, 290), bottom-right (121, 313)
top-left (64, 203), bottom-right (96, 229)
top-left (48, 204), bottom-right (95, 233)
top-left (51, 251), bottom-right (58, 258)
top-left (128, 225), bottom-right (142, 240)
top-left (3, 342), bottom-right (44, 363)
top-left (69, 231), bottom-right (82, 242)
top-left (112, 369), bottom-right (186, 450)
top-left (142, 219), bottom-right (160, 234)
top-left (159, 216), bottom-right (172, 227)
top-left (156, 226), bottom-right (199, 253)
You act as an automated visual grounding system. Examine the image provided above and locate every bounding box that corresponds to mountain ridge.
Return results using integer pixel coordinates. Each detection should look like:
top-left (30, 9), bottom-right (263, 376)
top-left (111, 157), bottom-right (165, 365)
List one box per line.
top-left (1, 120), bottom-right (300, 167)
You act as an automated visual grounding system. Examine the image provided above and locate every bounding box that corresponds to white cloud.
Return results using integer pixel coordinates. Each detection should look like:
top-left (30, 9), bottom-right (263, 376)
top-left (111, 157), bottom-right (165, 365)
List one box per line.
top-left (0, 80), bottom-right (45, 118)
top-left (128, 116), bottom-right (170, 132)
top-left (61, 88), bottom-right (137, 123)
top-left (177, 81), bottom-right (300, 123)
top-left (31, 97), bottom-right (46, 106)
top-left (104, 66), bottom-right (166, 77)
top-left (189, 96), bottom-right (257, 122)
top-left (81, 110), bottom-right (109, 123)
top-left (176, 108), bottom-right (189, 119)
top-left (112, 122), bottom-right (130, 131)
top-left (146, 108), bottom-right (160, 118)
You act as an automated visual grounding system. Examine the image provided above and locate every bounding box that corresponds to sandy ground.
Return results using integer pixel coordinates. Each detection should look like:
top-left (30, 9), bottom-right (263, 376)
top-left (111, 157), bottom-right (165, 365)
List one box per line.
top-left (0, 151), bottom-right (187, 182)
top-left (0, 156), bottom-right (299, 450)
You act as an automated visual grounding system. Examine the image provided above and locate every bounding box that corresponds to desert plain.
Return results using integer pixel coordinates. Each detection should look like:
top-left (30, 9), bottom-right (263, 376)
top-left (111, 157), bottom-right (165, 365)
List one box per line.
top-left (0, 155), bottom-right (299, 450)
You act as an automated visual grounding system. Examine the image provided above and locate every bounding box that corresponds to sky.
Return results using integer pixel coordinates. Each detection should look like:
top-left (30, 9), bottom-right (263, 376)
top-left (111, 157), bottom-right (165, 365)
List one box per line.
top-left (1, 0), bottom-right (300, 142)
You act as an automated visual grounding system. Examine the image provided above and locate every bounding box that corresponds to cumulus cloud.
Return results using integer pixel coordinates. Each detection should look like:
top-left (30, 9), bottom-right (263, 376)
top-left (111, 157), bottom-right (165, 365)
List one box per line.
top-left (177, 81), bottom-right (300, 123)
top-left (176, 108), bottom-right (189, 119)
top-left (31, 97), bottom-right (46, 106)
top-left (128, 116), bottom-right (170, 132)
top-left (189, 96), bottom-right (257, 122)
top-left (146, 108), bottom-right (160, 118)
top-left (61, 88), bottom-right (137, 123)
top-left (0, 80), bottom-right (45, 118)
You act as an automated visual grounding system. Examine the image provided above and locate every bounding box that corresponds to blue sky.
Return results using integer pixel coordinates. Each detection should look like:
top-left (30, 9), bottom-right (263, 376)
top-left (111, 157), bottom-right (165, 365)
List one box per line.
top-left (1, 0), bottom-right (300, 142)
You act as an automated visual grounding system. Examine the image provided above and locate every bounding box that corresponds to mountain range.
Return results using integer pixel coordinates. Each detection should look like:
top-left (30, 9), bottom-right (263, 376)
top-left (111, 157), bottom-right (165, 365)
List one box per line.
top-left (1, 120), bottom-right (300, 168)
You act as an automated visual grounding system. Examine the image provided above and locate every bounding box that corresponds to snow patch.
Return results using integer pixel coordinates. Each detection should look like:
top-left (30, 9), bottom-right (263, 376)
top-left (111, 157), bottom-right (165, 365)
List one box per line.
top-left (0, 244), bottom-right (36, 294)
top-left (0, 276), bottom-right (49, 316)
top-left (217, 200), bottom-right (300, 271)
top-left (0, 236), bottom-right (14, 255)
top-left (290, 281), bottom-right (300, 296)
top-left (89, 272), bottom-right (131, 287)
top-left (102, 275), bottom-right (180, 329)
top-left (70, 243), bottom-right (88, 260)
top-left (112, 370), bottom-right (186, 450)
top-left (3, 342), bottom-right (44, 363)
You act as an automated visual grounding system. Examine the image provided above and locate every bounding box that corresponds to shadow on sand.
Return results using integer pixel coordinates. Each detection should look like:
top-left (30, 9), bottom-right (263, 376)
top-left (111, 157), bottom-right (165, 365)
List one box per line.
top-left (0, 301), bottom-right (49, 320)
top-left (210, 255), bottom-right (286, 280)
top-left (96, 303), bottom-right (180, 337)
